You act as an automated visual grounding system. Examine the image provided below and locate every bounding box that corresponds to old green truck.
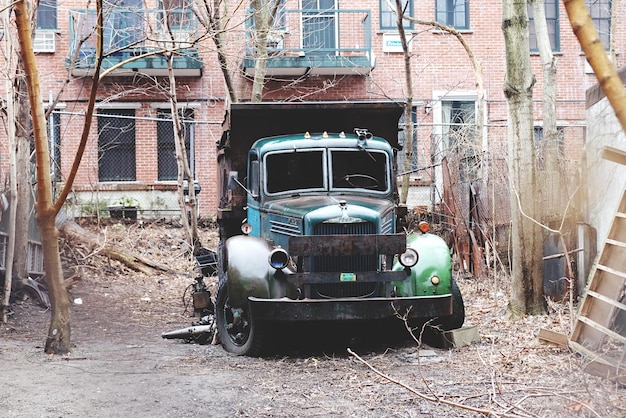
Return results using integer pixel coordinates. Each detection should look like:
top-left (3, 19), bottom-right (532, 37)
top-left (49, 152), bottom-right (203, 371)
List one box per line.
top-left (215, 101), bottom-right (464, 356)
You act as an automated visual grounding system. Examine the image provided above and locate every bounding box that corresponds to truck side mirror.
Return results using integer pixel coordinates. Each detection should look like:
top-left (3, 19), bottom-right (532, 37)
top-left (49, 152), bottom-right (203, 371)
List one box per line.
top-left (249, 160), bottom-right (260, 199)
top-left (227, 171), bottom-right (239, 190)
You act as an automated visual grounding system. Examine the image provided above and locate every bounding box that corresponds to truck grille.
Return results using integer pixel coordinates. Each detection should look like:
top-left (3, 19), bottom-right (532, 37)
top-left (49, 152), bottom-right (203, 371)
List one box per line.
top-left (311, 221), bottom-right (379, 298)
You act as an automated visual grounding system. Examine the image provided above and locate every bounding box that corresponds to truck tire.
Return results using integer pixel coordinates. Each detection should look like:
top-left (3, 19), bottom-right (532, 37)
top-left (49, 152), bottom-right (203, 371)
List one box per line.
top-left (215, 277), bottom-right (265, 356)
top-left (435, 279), bottom-right (465, 331)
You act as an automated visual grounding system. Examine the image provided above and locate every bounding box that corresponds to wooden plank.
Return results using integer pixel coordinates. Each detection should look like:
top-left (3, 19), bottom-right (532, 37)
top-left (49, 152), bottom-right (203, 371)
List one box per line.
top-left (538, 328), bottom-right (569, 347)
top-left (570, 187), bottom-right (626, 380)
top-left (587, 290), bottom-right (626, 313)
top-left (606, 238), bottom-right (626, 249)
top-left (569, 341), bottom-right (626, 384)
top-left (602, 146), bottom-right (626, 166)
top-left (596, 264), bottom-right (626, 280)
top-left (577, 316), bottom-right (626, 345)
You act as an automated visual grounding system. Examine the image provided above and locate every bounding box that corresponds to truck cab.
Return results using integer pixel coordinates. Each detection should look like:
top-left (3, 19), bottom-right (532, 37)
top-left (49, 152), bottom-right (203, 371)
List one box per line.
top-left (216, 102), bottom-right (464, 356)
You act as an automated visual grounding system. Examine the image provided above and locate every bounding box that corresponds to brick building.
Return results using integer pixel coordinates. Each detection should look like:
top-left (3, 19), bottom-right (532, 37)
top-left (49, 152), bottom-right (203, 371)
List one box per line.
top-left (0, 0), bottom-right (621, 220)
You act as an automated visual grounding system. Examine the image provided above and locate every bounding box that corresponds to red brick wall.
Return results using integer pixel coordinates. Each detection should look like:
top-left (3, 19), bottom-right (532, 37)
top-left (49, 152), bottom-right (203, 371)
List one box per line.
top-left (0, 0), bottom-right (622, 216)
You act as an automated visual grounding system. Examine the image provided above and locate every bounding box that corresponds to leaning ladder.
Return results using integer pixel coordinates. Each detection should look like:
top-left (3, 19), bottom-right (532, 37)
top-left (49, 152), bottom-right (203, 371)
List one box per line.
top-left (569, 184), bottom-right (626, 383)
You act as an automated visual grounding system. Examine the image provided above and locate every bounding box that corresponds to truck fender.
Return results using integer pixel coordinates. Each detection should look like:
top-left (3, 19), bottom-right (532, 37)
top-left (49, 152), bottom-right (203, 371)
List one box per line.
top-left (223, 235), bottom-right (274, 307)
top-left (393, 232), bottom-right (453, 297)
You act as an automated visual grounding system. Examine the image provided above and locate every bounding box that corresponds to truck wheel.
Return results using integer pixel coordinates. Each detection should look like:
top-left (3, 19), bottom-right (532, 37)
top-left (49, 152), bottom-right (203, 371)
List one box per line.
top-left (215, 278), bottom-right (265, 356)
top-left (435, 279), bottom-right (465, 331)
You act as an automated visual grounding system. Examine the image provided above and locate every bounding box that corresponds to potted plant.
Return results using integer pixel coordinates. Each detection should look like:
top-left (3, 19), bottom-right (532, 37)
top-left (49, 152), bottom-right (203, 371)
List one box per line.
top-left (108, 196), bottom-right (138, 220)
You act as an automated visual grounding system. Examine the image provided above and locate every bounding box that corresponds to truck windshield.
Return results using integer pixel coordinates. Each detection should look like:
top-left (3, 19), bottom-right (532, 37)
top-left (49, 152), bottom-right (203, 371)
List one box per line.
top-left (330, 149), bottom-right (388, 192)
top-left (265, 150), bottom-right (325, 194)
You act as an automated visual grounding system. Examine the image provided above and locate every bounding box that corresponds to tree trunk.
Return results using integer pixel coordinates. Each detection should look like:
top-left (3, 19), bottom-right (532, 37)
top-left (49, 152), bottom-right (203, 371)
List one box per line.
top-left (394, 0), bottom-right (414, 205)
top-left (167, 52), bottom-right (201, 250)
top-left (250, 0), bottom-right (281, 102)
top-left (502, 0), bottom-right (546, 316)
top-left (14, 72), bottom-right (32, 285)
top-left (13, 0), bottom-right (73, 354)
top-left (530, 0), bottom-right (559, 221)
top-left (563, 0), bottom-right (626, 133)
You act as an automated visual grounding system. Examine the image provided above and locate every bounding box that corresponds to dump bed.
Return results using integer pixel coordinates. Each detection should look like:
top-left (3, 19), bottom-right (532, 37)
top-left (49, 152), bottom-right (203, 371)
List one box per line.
top-left (216, 101), bottom-right (404, 222)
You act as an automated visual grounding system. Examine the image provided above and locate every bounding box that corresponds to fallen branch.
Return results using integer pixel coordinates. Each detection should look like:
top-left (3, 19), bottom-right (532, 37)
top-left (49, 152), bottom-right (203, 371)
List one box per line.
top-left (347, 348), bottom-right (526, 417)
top-left (58, 219), bottom-right (173, 275)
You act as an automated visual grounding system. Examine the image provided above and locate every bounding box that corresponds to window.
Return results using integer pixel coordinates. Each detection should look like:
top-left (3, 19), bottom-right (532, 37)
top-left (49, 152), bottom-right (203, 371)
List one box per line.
top-left (157, 109), bottom-right (194, 181)
top-left (435, 0), bottom-right (469, 30)
top-left (380, 0), bottom-right (413, 30)
top-left (528, 0), bottom-right (559, 52)
top-left (397, 107), bottom-right (418, 175)
top-left (49, 111), bottom-right (62, 181)
top-left (160, 0), bottom-right (194, 30)
top-left (98, 109), bottom-right (136, 182)
top-left (331, 149), bottom-right (389, 192)
top-left (265, 150), bottom-right (325, 194)
top-left (34, 0), bottom-right (57, 52)
top-left (103, 0), bottom-right (145, 51)
top-left (28, 110), bottom-right (61, 181)
top-left (441, 99), bottom-right (477, 182)
top-left (441, 100), bottom-right (475, 153)
top-left (36, 0), bottom-right (57, 29)
top-left (534, 126), bottom-right (564, 155)
top-left (302, 0), bottom-right (337, 54)
top-left (586, 0), bottom-right (611, 49)
top-left (248, 0), bottom-right (287, 50)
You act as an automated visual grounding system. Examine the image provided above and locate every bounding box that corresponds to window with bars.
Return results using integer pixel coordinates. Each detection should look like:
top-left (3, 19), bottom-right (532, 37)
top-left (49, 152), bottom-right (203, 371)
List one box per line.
top-left (157, 109), bottom-right (194, 181)
top-left (98, 109), bottom-right (136, 182)
top-left (397, 107), bottom-right (418, 175)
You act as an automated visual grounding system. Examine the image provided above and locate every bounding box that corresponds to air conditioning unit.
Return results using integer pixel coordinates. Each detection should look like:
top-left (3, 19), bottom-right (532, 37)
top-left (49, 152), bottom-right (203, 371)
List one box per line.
top-left (267, 34), bottom-right (284, 50)
top-left (33, 31), bottom-right (56, 53)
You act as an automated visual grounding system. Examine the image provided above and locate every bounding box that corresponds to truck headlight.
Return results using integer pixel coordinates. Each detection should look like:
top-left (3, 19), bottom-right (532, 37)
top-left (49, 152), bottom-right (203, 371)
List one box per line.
top-left (398, 248), bottom-right (419, 268)
top-left (268, 247), bottom-right (290, 270)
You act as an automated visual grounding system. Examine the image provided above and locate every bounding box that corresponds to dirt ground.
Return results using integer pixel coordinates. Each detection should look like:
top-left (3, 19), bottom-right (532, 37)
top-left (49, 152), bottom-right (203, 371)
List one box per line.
top-left (0, 220), bottom-right (624, 417)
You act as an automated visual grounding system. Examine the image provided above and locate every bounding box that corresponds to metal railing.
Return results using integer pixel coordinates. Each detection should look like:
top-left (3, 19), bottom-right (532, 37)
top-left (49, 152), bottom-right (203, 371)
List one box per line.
top-left (246, 8), bottom-right (372, 58)
top-left (68, 8), bottom-right (199, 66)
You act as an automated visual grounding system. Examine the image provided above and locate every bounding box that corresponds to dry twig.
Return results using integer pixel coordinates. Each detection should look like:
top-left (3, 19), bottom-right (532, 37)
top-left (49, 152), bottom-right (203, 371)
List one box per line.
top-left (347, 348), bottom-right (526, 417)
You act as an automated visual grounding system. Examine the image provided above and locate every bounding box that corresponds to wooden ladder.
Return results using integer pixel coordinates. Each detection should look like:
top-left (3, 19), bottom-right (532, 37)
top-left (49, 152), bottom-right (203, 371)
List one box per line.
top-left (569, 185), bottom-right (626, 383)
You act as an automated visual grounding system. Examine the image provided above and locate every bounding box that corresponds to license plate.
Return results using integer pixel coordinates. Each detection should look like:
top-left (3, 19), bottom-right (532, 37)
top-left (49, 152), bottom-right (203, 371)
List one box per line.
top-left (340, 273), bottom-right (356, 282)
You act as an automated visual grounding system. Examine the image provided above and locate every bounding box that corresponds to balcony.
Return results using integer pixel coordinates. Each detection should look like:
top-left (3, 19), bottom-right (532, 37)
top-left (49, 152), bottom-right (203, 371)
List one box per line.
top-left (66, 9), bottom-right (203, 77)
top-left (243, 8), bottom-right (374, 77)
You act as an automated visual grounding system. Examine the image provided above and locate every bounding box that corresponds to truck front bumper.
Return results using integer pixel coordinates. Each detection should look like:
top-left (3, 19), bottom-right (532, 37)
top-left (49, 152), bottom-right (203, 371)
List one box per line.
top-left (248, 294), bottom-right (453, 322)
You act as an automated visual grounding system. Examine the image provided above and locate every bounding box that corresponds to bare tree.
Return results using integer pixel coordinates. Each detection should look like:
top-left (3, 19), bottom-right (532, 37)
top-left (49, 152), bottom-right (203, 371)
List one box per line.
top-left (196, 0), bottom-right (239, 103)
top-left (502, 0), bottom-right (545, 316)
top-left (249, 0), bottom-right (282, 102)
top-left (563, 0), bottom-right (626, 133)
top-left (530, 0), bottom-right (560, 220)
top-left (13, 0), bottom-right (106, 353)
top-left (383, 0), bottom-right (485, 207)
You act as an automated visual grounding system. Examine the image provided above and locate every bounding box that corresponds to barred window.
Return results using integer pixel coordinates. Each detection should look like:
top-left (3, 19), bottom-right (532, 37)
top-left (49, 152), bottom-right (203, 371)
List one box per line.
top-left (157, 109), bottom-right (194, 181)
top-left (98, 109), bottom-right (136, 182)
top-left (397, 107), bottom-right (418, 175)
